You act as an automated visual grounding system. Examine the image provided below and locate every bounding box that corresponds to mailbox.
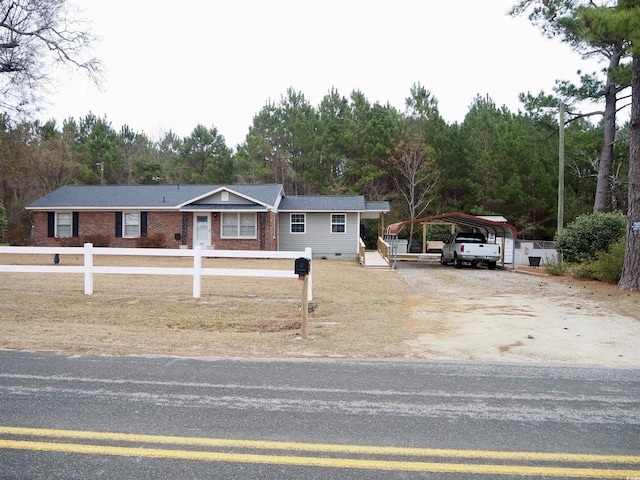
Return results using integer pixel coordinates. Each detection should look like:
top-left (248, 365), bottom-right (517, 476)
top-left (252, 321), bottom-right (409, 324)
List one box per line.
top-left (294, 257), bottom-right (310, 276)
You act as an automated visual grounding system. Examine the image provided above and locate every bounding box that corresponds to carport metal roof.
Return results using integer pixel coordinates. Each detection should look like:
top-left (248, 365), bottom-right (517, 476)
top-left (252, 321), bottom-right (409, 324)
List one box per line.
top-left (385, 212), bottom-right (518, 240)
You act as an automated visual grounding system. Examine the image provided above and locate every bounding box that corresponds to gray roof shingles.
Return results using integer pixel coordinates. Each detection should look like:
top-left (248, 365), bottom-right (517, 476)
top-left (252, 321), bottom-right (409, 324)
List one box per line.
top-left (278, 196), bottom-right (365, 211)
top-left (27, 184), bottom-right (284, 209)
top-left (26, 184), bottom-right (389, 213)
top-left (279, 196), bottom-right (389, 212)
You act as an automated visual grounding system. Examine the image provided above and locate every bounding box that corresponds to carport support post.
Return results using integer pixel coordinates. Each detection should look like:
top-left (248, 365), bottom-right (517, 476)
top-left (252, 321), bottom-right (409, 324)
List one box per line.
top-left (422, 223), bottom-right (427, 254)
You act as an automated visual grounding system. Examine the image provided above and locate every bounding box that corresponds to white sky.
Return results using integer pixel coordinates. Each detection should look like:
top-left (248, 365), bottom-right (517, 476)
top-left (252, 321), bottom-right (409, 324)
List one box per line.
top-left (40, 0), bottom-right (606, 149)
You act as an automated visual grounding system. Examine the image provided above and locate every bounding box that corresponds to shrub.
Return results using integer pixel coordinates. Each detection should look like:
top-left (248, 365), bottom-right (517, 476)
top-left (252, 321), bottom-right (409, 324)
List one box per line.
top-left (571, 262), bottom-right (596, 280)
top-left (6, 226), bottom-right (30, 246)
top-left (59, 237), bottom-right (84, 247)
top-left (135, 233), bottom-right (167, 248)
top-left (590, 238), bottom-right (625, 283)
top-left (543, 256), bottom-right (568, 276)
top-left (555, 212), bottom-right (627, 263)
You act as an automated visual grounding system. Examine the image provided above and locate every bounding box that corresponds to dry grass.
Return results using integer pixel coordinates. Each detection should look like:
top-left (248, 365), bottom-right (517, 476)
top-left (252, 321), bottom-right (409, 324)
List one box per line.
top-left (4, 253), bottom-right (639, 363)
top-left (0, 254), bottom-right (407, 358)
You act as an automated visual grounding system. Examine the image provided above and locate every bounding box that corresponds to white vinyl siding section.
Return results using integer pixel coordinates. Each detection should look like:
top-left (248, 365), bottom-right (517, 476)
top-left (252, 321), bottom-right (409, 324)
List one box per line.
top-left (195, 191), bottom-right (253, 205)
top-left (279, 212), bottom-right (359, 258)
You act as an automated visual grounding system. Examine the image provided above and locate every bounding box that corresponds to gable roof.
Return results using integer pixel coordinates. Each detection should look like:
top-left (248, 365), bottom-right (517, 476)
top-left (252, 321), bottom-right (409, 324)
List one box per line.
top-left (27, 184), bottom-right (285, 211)
top-left (26, 184), bottom-right (389, 215)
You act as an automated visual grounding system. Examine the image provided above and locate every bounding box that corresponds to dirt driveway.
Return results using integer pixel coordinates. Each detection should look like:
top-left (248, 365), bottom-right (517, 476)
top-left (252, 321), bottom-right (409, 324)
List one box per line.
top-left (1, 255), bottom-right (639, 366)
top-left (396, 262), bottom-right (640, 367)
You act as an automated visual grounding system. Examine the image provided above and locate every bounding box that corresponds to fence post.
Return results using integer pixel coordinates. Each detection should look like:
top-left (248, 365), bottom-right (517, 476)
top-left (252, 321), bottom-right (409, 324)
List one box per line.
top-left (301, 274), bottom-right (309, 339)
top-left (84, 243), bottom-right (94, 295)
top-left (193, 246), bottom-right (202, 298)
top-left (305, 247), bottom-right (312, 301)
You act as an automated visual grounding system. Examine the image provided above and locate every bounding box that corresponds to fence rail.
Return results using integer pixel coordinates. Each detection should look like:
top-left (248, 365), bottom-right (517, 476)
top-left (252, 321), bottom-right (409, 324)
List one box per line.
top-left (377, 236), bottom-right (391, 263)
top-left (0, 244), bottom-right (312, 299)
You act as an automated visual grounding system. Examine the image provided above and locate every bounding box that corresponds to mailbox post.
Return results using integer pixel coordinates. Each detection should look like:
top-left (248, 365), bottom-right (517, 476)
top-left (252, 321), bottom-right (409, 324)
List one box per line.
top-left (295, 257), bottom-right (311, 339)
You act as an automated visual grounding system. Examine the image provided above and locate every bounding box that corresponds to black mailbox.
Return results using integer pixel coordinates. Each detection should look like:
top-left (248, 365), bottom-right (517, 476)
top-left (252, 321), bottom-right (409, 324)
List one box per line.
top-left (294, 257), bottom-right (310, 275)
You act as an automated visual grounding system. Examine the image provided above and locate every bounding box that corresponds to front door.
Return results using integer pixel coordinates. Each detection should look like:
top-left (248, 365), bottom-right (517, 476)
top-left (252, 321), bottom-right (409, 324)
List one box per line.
top-left (193, 214), bottom-right (211, 247)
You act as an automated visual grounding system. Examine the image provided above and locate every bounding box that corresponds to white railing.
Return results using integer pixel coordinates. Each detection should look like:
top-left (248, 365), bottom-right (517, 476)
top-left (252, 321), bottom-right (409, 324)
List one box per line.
top-left (0, 244), bottom-right (312, 300)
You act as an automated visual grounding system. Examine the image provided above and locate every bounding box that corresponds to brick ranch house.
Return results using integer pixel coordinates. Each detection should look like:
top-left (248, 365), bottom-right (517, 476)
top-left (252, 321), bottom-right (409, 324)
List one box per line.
top-left (26, 184), bottom-right (390, 261)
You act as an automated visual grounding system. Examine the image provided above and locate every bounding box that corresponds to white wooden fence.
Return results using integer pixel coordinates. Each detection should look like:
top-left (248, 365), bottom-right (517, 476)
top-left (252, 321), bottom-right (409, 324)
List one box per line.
top-left (0, 244), bottom-right (312, 300)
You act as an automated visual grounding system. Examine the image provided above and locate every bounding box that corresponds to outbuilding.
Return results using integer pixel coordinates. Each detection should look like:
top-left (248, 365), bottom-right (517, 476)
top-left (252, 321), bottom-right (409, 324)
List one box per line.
top-left (385, 212), bottom-right (518, 269)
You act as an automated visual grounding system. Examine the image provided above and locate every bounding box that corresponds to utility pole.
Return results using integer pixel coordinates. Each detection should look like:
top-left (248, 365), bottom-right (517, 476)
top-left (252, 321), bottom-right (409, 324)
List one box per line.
top-left (557, 103), bottom-right (565, 235)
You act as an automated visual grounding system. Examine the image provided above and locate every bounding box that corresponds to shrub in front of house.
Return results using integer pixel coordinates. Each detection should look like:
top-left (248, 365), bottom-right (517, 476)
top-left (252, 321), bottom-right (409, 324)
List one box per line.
top-left (59, 236), bottom-right (84, 247)
top-left (6, 226), bottom-right (30, 246)
top-left (554, 212), bottom-right (627, 263)
top-left (82, 234), bottom-right (111, 247)
top-left (135, 233), bottom-right (167, 248)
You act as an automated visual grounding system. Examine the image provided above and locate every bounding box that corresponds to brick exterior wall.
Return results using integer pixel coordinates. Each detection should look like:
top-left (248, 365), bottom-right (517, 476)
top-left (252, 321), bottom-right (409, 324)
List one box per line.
top-left (32, 210), bottom-right (278, 251)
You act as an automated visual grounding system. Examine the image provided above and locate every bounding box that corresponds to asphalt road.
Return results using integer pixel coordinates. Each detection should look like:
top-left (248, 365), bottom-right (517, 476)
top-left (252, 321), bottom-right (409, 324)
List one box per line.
top-left (0, 350), bottom-right (639, 479)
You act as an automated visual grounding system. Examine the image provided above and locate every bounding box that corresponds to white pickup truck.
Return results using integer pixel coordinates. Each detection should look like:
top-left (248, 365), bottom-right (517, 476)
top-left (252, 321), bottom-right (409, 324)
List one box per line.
top-left (440, 232), bottom-right (501, 270)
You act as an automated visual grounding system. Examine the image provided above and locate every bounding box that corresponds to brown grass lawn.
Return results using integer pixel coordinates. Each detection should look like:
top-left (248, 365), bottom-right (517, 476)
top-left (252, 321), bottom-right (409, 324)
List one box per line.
top-left (0, 254), bottom-right (407, 358)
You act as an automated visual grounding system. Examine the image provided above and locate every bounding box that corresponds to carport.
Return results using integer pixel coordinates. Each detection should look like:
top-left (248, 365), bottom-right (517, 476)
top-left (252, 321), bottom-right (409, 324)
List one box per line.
top-left (385, 212), bottom-right (518, 270)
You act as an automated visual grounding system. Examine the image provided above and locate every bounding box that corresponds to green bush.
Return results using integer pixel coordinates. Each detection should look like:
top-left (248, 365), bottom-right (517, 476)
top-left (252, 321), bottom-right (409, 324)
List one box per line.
top-left (568, 239), bottom-right (625, 283)
top-left (571, 262), bottom-right (597, 280)
top-left (555, 212), bottom-right (627, 263)
top-left (590, 238), bottom-right (625, 283)
top-left (542, 256), bottom-right (568, 276)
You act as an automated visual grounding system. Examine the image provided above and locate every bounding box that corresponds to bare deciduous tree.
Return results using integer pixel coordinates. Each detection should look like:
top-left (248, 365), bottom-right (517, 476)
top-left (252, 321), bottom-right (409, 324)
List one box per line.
top-left (386, 120), bottom-right (439, 246)
top-left (0, 0), bottom-right (101, 114)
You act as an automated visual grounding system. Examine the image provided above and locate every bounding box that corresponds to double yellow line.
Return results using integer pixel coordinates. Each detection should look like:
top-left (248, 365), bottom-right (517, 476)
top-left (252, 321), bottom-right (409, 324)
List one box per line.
top-left (0, 426), bottom-right (638, 477)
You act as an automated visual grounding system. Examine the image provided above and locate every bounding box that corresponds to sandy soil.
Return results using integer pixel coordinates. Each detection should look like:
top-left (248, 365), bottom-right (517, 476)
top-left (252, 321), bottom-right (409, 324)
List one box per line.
top-left (397, 262), bottom-right (640, 367)
top-left (0, 254), bottom-right (639, 366)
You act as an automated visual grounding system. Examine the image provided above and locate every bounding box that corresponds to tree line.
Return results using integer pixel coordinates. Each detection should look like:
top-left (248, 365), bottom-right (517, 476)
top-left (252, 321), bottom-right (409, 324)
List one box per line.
top-left (2, 0), bottom-right (639, 291)
top-left (0, 83), bottom-right (628, 244)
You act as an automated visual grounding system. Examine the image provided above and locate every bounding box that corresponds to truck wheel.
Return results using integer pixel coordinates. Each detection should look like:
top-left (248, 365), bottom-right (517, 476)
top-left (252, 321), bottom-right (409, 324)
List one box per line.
top-left (488, 261), bottom-right (496, 270)
top-left (454, 254), bottom-right (462, 269)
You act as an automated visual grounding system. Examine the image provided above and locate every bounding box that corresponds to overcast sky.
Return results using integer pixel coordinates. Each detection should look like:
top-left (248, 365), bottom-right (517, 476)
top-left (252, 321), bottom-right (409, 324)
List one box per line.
top-left (41, 0), bottom-right (605, 148)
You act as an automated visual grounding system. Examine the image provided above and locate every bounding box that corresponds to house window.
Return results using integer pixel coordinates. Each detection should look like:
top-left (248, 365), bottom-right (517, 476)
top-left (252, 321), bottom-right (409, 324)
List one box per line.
top-left (221, 191), bottom-right (229, 202)
top-left (290, 214), bottom-right (305, 234)
top-left (123, 212), bottom-right (141, 238)
top-left (331, 214), bottom-right (346, 234)
top-left (221, 213), bottom-right (256, 238)
top-left (56, 212), bottom-right (73, 238)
